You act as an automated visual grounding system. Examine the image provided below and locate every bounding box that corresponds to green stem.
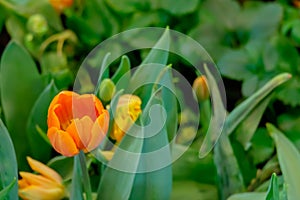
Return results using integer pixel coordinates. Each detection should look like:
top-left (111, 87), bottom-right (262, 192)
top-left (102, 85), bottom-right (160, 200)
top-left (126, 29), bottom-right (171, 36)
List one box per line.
top-left (78, 151), bottom-right (93, 200)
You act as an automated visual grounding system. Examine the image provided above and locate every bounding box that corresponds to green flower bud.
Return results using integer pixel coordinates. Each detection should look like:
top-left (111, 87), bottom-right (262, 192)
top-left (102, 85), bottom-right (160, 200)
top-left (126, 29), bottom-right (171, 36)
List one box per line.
top-left (192, 75), bottom-right (209, 102)
top-left (99, 79), bottom-right (116, 102)
top-left (27, 14), bottom-right (49, 36)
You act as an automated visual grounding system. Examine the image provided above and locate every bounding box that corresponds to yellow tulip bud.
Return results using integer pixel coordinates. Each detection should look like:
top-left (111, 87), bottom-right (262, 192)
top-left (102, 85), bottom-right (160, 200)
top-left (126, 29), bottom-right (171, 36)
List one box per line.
top-left (192, 75), bottom-right (209, 102)
top-left (99, 79), bottom-right (116, 102)
top-left (111, 94), bottom-right (142, 142)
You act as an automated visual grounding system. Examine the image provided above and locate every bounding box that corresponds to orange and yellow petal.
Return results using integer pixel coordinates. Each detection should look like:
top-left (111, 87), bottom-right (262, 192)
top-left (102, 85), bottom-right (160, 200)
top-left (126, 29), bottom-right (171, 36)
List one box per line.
top-left (26, 157), bottom-right (62, 184)
top-left (19, 172), bottom-right (61, 189)
top-left (19, 185), bottom-right (65, 200)
top-left (47, 127), bottom-right (79, 156)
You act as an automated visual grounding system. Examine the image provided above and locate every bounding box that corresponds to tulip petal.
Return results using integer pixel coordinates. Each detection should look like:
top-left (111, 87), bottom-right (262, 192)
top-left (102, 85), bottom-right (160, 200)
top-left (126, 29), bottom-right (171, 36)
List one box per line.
top-left (66, 119), bottom-right (84, 149)
top-left (19, 172), bottom-right (60, 188)
top-left (73, 94), bottom-right (98, 121)
top-left (47, 127), bottom-right (79, 156)
top-left (19, 185), bottom-right (65, 200)
top-left (26, 157), bottom-right (62, 184)
top-left (88, 111), bottom-right (109, 151)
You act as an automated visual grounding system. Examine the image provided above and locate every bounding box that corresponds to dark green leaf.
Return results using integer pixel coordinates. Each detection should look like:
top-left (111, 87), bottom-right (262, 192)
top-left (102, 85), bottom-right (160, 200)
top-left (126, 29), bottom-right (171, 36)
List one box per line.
top-left (153, 0), bottom-right (198, 16)
top-left (267, 123), bottom-right (300, 199)
top-left (26, 81), bottom-right (58, 163)
top-left (0, 41), bottom-right (44, 170)
top-left (71, 156), bottom-right (84, 200)
top-left (47, 156), bottom-right (74, 181)
top-left (0, 119), bottom-right (18, 200)
top-left (105, 0), bottom-right (149, 14)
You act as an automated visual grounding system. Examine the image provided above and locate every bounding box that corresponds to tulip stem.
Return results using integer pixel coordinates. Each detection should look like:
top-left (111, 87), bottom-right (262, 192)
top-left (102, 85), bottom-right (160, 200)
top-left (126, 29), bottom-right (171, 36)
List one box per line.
top-left (78, 151), bottom-right (93, 200)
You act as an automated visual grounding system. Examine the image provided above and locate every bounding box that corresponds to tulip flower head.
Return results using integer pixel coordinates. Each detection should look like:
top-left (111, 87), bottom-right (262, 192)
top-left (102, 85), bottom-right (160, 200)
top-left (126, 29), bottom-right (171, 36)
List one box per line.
top-left (18, 157), bottom-right (65, 200)
top-left (47, 91), bottom-right (109, 157)
top-left (111, 94), bottom-right (142, 142)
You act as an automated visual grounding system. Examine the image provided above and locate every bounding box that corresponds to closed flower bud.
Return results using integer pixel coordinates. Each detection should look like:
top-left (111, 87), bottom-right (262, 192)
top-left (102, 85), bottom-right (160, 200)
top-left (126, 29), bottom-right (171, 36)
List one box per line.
top-left (192, 75), bottom-right (209, 102)
top-left (99, 78), bottom-right (116, 102)
top-left (27, 14), bottom-right (48, 36)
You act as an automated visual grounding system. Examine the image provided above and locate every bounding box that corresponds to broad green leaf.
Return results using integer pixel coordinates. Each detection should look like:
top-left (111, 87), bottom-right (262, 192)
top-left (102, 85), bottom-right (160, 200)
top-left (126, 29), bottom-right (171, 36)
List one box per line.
top-left (234, 95), bottom-right (272, 150)
top-left (129, 96), bottom-right (172, 200)
top-left (172, 144), bottom-right (216, 184)
top-left (227, 192), bottom-right (266, 200)
top-left (224, 73), bottom-right (291, 137)
top-left (276, 77), bottom-right (300, 107)
top-left (47, 156), bottom-right (74, 181)
top-left (70, 155), bottom-right (84, 200)
top-left (0, 41), bottom-right (44, 170)
top-left (0, 178), bottom-right (16, 200)
top-left (5, 15), bottom-right (26, 43)
top-left (105, 0), bottom-right (149, 14)
top-left (0, 119), bottom-right (18, 200)
top-left (266, 173), bottom-right (280, 200)
top-left (26, 81), bottom-right (58, 163)
top-left (171, 181), bottom-right (218, 200)
top-left (199, 64), bottom-right (227, 157)
top-left (267, 123), bottom-right (300, 200)
top-left (112, 56), bottom-right (131, 91)
top-left (214, 133), bottom-right (245, 199)
top-left (94, 53), bottom-right (111, 95)
top-left (153, 0), bottom-right (198, 16)
top-left (97, 117), bottom-right (144, 200)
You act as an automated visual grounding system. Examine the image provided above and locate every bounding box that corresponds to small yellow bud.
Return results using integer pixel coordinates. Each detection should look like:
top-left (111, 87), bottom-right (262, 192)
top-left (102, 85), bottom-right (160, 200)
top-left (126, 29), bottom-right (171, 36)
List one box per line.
top-left (99, 79), bottom-right (116, 102)
top-left (192, 75), bottom-right (209, 102)
top-left (27, 14), bottom-right (49, 36)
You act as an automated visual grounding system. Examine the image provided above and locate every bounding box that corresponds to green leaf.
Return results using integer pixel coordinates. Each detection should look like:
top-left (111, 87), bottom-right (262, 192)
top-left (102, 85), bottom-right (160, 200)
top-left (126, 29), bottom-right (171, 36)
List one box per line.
top-left (234, 95), bottom-right (272, 150)
top-left (0, 178), bottom-right (17, 200)
top-left (47, 156), bottom-right (74, 181)
top-left (5, 14), bottom-right (26, 43)
top-left (266, 173), bottom-right (280, 200)
top-left (214, 133), bottom-right (245, 199)
top-left (276, 77), bottom-right (300, 107)
top-left (129, 95), bottom-right (172, 200)
top-left (97, 117), bottom-right (144, 200)
top-left (267, 123), bottom-right (300, 200)
top-left (112, 55), bottom-right (131, 91)
top-left (227, 192), bottom-right (266, 200)
top-left (26, 81), bottom-right (58, 163)
top-left (0, 119), bottom-right (18, 200)
top-left (224, 73), bottom-right (291, 137)
top-left (105, 0), bottom-right (149, 14)
top-left (171, 181), bottom-right (218, 200)
top-left (153, 0), bottom-right (198, 16)
top-left (71, 156), bottom-right (84, 200)
top-left (0, 41), bottom-right (44, 170)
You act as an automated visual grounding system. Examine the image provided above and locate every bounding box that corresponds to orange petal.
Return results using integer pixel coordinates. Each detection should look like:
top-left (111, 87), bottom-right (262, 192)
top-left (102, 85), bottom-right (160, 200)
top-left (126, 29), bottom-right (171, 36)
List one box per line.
top-left (47, 127), bottom-right (79, 156)
top-left (87, 111), bottom-right (109, 151)
top-left (66, 119), bottom-right (84, 150)
top-left (19, 172), bottom-right (60, 188)
top-left (26, 157), bottom-right (62, 184)
top-left (19, 185), bottom-right (65, 200)
top-left (73, 94), bottom-right (98, 121)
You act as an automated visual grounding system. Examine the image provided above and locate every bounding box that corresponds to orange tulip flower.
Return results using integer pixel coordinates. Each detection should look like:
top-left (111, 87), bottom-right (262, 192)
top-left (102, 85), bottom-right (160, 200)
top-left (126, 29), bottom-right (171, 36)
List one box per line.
top-left (47, 91), bottom-right (109, 157)
top-left (18, 157), bottom-right (65, 200)
top-left (111, 94), bottom-right (142, 142)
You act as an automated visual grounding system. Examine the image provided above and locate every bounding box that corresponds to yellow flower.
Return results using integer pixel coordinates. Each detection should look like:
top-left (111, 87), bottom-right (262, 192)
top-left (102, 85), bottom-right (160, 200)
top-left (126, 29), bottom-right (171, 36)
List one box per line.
top-left (111, 94), bottom-right (142, 142)
top-left (18, 157), bottom-right (65, 200)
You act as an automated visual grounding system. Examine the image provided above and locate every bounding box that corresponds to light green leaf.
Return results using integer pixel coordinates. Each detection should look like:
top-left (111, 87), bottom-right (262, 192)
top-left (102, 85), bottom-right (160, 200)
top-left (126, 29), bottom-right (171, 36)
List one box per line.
top-left (266, 173), bottom-right (280, 200)
top-left (105, 0), bottom-right (149, 14)
top-left (224, 73), bottom-right (291, 137)
top-left (234, 95), bottom-right (272, 150)
top-left (153, 0), bottom-right (198, 16)
top-left (0, 41), bottom-right (44, 170)
top-left (227, 192), bottom-right (266, 200)
top-left (171, 181), bottom-right (218, 200)
top-left (112, 55), bottom-right (131, 91)
top-left (0, 178), bottom-right (17, 200)
top-left (26, 81), bottom-right (58, 163)
top-left (129, 95), bottom-right (172, 200)
top-left (267, 123), bottom-right (300, 200)
top-left (0, 119), bottom-right (18, 200)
